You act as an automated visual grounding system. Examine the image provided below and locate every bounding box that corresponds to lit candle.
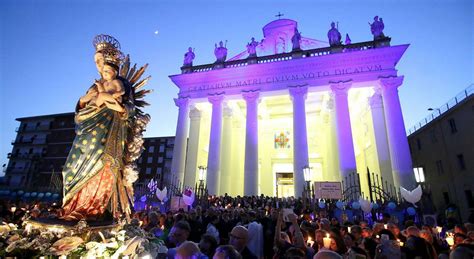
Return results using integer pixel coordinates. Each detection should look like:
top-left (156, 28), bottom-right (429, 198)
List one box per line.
top-left (376, 235), bottom-right (380, 239)
top-left (139, 220), bottom-right (143, 227)
top-left (25, 224), bottom-right (32, 235)
top-left (397, 239), bottom-right (404, 247)
top-left (348, 227), bottom-right (352, 234)
top-left (160, 225), bottom-right (164, 230)
top-left (10, 207), bottom-right (16, 213)
top-left (323, 233), bottom-right (331, 249)
top-left (307, 237), bottom-right (315, 247)
top-left (436, 226), bottom-right (442, 234)
top-left (384, 224), bottom-right (388, 229)
top-left (446, 236), bottom-right (454, 247)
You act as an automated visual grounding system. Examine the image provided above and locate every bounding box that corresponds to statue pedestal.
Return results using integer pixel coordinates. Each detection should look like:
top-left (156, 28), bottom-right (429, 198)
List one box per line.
top-left (181, 66), bottom-right (193, 74)
top-left (247, 57), bottom-right (258, 64)
top-left (330, 46), bottom-right (343, 54)
top-left (291, 50), bottom-right (303, 59)
top-left (213, 62), bottom-right (225, 69)
top-left (375, 37), bottom-right (391, 47)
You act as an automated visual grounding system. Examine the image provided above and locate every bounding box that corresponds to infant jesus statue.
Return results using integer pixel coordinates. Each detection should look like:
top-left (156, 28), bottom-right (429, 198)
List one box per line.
top-left (80, 63), bottom-right (124, 112)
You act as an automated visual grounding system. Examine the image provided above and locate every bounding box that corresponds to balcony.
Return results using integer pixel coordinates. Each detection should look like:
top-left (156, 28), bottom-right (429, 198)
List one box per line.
top-left (16, 124), bottom-right (50, 133)
top-left (11, 137), bottom-right (48, 145)
top-left (5, 167), bottom-right (26, 173)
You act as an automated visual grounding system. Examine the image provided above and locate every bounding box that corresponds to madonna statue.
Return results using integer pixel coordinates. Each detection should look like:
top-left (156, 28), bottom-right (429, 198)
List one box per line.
top-left (61, 35), bottom-right (151, 221)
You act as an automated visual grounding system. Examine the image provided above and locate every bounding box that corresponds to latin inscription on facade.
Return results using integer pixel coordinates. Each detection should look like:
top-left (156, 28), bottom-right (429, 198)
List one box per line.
top-left (186, 64), bottom-right (382, 92)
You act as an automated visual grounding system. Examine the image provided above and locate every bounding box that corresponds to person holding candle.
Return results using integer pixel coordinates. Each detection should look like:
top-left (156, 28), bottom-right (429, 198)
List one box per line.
top-left (374, 229), bottom-right (401, 258)
top-left (404, 226), bottom-right (433, 259)
top-left (420, 230), bottom-right (438, 258)
top-left (314, 229), bottom-right (328, 252)
top-left (327, 231), bottom-right (347, 256)
top-left (349, 225), bottom-right (363, 245)
top-left (387, 222), bottom-right (407, 243)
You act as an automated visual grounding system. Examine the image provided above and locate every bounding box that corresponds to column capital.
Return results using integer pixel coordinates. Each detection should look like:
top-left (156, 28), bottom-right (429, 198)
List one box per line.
top-left (289, 85), bottom-right (308, 100)
top-left (379, 76), bottom-right (404, 92)
top-left (174, 97), bottom-right (190, 108)
top-left (189, 107), bottom-right (202, 120)
top-left (242, 90), bottom-right (260, 103)
top-left (208, 93), bottom-right (225, 105)
top-left (330, 81), bottom-right (352, 95)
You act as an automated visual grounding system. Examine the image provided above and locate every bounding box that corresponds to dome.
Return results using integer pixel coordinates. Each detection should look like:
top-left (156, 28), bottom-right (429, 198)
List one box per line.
top-left (262, 19), bottom-right (298, 38)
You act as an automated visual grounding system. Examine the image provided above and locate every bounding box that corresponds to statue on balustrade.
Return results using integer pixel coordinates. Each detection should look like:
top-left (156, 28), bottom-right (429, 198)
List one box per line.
top-left (369, 16), bottom-right (385, 40)
top-left (345, 33), bottom-right (352, 45)
top-left (60, 34), bottom-right (151, 221)
top-left (246, 37), bottom-right (258, 58)
top-left (291, 28), bottom-right (302, 51)
top-left (327, 22), bottom-right (342, 47)
top-left (183, 47), bottom-right (195, 67)
top-left (214, 40), bottom-right (227, 63)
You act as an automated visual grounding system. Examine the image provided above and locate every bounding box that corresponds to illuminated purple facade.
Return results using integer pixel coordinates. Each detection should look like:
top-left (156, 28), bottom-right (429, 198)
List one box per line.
top-left (169, 19), bottom-right (415, 197)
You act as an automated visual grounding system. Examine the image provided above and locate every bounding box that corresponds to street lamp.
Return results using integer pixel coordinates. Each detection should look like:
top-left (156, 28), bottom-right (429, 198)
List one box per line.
top-left (197, 166), bottom-right (207, 205)
top-left (198, 166), bottom-right (207, 182)
top-left (413, 167), bottom-right (425, 184)
top-left (303, 165), bottom-right (313, 203)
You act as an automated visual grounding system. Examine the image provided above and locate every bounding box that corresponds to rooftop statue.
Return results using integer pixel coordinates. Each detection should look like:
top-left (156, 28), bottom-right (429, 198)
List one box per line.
top-left (183, 47), bottom-right (195, 67)
top-left (291, 28), bottom-right (302, 51)
top-left (327, 22), bottom-right (342, 47)
top-left (369, 16), bottom-right (385, 40)
top-left (345, 33), bottom-right (352, 45)
top-left (214, 40), bottom-right (228, 63)
top-left (246, 37), bottom-right (258, 58)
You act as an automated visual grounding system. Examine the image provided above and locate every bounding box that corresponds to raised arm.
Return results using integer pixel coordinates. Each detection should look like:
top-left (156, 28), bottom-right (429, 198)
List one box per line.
top-left (274, 210), bottom-right (283, 249)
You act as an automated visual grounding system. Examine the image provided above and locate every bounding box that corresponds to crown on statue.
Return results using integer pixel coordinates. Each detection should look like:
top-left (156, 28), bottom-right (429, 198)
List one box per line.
top-left (93, 34), bottom-right (121, 53)
top-left (93, 34), bottom-right (124, 68)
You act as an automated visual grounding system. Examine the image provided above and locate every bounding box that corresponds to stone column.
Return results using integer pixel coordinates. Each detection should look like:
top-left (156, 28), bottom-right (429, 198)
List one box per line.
top-left (379, 76), bottom-right (415, 189)
top-left (368, 90), bottom-right (394, 188)
top-left (323, 97), bottom-right (341, 182)
top-left (220, 103), bottom-right (233, 195)
top-left (289, 85), bottom-right (309, 198)
top-left (170, 97), bottom-right (190, 186)
top-left (243, 90), bottom-right (260, 196)
top-left (206, 94), bottom-right (225, 195)
top-left (330, 82), bottom-right (357, 181)
top-left (183, 107), bottom-right (202, 187)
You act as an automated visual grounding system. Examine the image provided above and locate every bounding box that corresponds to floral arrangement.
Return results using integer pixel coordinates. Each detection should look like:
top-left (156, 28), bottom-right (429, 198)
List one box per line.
top-left (0, 219), bottom-right (167, 258)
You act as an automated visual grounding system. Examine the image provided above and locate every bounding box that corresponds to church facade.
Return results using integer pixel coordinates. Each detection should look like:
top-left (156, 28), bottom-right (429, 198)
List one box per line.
top-left (169, 19), bottom-right (415, 197)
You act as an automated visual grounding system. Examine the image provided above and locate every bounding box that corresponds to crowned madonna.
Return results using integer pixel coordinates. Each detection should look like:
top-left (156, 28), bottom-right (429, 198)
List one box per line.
top-left (60, 35), bottom-right (151, 221)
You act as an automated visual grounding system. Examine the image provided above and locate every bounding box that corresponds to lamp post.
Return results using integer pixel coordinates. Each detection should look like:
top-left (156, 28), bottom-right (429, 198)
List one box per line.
top-left (413, 167), bottom-right (426, 219)
top-left (197, 166), bottom-right (207, 205)
top-left (303, 165), bottom-right (312, 206)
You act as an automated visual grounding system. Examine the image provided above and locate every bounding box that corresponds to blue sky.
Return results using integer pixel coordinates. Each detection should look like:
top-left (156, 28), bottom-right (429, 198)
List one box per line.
top-left (0, 0), bottom-right (473, 171)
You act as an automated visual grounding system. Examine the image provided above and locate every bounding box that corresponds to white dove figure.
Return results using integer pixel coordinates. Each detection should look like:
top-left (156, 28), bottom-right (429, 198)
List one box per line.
top-left (359, 196), bottom-right (372, 213)
top-left (182, 189), bottom-right (195, 206)
top-left (156, 187), bottom-right (167, 202)
top-left (400, 185), bottom-right (423, 207)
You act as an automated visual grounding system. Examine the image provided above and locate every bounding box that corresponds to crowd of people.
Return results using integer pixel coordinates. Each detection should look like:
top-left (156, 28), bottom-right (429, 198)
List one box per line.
top-left (1, 196), bottom-right (474, 258)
